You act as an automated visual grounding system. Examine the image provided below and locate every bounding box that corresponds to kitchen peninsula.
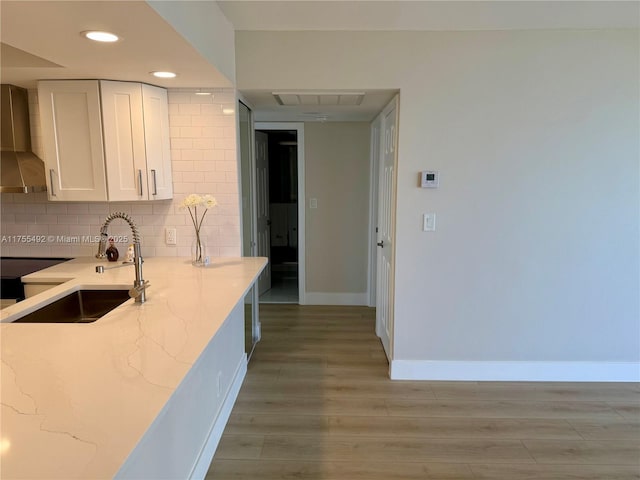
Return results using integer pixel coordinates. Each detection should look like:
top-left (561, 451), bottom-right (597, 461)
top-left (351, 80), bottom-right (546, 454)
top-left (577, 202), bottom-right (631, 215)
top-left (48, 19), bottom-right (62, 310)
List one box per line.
top-left (1, 256), bottom-right (267, 479)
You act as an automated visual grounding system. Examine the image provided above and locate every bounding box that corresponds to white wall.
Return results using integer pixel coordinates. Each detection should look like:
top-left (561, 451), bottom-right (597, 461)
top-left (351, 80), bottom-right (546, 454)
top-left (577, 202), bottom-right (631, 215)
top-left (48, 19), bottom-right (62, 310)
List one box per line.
top-left (304, 122), bottom-right (370, 304)
top-left (235, 30), bottom-right (640, 378)
top-left (147, 0), bottom-right (236, 86)
top-left (0, 89), bottom-right (241, 258)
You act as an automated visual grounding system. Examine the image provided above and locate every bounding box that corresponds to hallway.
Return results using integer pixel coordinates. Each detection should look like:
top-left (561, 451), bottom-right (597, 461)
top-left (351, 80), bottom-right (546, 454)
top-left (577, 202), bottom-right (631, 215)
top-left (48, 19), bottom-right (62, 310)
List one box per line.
top-left (207, 305), bottom-right (640, 479)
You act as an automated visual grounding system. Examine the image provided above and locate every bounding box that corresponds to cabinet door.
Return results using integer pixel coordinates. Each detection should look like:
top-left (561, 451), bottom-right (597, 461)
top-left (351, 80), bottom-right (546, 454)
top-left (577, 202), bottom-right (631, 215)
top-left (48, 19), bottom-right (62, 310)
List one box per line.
top-left (101, 81), bottom-right (148, 201)
top-left (141, 84), bottom-right (173, 200)
top-left (38, 80), bottom-right (107, 201)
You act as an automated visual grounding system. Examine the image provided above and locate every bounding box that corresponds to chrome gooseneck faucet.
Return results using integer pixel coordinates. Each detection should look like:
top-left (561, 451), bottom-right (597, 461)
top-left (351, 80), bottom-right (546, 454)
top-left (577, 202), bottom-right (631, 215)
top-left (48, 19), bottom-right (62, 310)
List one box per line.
top-left (95, 212), bottom-right (149, 303)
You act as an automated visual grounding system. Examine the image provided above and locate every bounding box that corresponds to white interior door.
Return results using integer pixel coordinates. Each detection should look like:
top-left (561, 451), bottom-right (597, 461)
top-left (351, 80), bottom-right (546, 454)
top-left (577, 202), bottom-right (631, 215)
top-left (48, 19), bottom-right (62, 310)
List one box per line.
top-left (376, 96), bottom-right (398, 361)
top-left (255, 131), bottom-right (272, 295)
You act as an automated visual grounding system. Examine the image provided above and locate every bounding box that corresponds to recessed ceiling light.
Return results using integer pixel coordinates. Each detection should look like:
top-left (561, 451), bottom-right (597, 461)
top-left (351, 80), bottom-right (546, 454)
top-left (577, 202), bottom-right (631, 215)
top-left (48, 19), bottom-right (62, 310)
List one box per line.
top-left (151, 71), bottom-right (177, 79)
top-left (195, 92), bottom-right (212, 96)
top-left (222, 108), bottom-right (235, 115)
top-left (83, 31), bottom-right (119, 43)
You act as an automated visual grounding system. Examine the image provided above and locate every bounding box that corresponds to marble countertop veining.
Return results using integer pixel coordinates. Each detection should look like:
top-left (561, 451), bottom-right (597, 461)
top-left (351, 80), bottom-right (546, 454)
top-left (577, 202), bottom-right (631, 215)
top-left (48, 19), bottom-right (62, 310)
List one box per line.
top-left (0, 256), bottom-right (267, 479)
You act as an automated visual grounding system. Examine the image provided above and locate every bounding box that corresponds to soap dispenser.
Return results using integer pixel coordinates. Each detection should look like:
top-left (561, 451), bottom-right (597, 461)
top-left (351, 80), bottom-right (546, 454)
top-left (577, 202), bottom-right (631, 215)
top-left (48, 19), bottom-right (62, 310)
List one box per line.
top-left (105, 238), bottom-right (119, 262)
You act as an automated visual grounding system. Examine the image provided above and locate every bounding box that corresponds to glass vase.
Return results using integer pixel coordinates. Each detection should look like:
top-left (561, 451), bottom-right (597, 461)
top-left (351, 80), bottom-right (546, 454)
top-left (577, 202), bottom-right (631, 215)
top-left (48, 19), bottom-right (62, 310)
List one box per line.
top-left (191, 232), bottom-right (208, 267)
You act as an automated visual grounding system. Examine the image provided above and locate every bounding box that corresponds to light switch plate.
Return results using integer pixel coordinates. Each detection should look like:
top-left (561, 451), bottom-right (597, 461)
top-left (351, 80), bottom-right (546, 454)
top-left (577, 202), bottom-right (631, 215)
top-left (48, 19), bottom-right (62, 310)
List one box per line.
top-left (310, 198), bottom-right (318, 209)
top-left (423, 213), bottom-right (436, 232)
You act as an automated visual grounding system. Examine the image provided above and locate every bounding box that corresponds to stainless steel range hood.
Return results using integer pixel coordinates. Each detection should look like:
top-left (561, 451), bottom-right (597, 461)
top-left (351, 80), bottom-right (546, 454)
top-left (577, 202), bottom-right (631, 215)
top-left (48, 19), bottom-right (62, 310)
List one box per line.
top-left (1, 84), bottom-right (47, 193)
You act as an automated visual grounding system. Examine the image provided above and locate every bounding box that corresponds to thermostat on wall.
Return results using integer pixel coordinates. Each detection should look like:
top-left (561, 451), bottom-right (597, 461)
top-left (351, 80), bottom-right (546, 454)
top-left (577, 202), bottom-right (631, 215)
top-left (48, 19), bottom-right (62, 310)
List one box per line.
top-left (420, 170), bottom-right (439, 188)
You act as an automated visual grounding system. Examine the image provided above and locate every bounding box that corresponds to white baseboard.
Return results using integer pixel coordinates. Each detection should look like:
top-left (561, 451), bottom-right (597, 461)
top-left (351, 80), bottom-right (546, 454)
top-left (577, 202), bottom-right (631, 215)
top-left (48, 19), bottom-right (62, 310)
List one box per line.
top-left (390, 360), bottom-right (640, 382)
top-left (305, 292), bottom-right (368, 306)
top-left (190, 356), bottom-right (247, 479)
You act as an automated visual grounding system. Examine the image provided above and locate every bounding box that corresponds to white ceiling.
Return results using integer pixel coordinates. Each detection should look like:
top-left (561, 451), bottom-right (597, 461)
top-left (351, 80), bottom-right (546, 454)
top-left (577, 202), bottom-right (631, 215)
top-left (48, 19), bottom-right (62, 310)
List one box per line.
top-left (1, 1), bottom-right (636, 121)
top-left (0, 1), bottom-right (231, 89)
top-left (218, 1), bottom-right (639, 31)
top-left (242, 89), bottom-right (398, 122)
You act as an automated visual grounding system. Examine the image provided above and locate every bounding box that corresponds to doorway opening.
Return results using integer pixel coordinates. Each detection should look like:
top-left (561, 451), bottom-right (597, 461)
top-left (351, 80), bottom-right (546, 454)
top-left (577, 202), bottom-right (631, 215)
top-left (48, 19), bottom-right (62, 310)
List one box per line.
top-left (256, 128), bottom-right (301, 304)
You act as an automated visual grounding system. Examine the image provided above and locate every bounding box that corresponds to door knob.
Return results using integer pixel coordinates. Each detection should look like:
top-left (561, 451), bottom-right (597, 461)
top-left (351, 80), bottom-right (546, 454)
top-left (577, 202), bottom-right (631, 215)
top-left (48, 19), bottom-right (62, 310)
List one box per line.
top-left (377, 241), bottom-right (384, 248)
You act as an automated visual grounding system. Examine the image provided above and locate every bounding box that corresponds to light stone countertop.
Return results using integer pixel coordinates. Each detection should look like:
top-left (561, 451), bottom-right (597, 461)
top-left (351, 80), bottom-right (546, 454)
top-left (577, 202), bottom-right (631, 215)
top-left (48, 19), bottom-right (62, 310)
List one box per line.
top-left (0, 256), bottom-right (267, 479)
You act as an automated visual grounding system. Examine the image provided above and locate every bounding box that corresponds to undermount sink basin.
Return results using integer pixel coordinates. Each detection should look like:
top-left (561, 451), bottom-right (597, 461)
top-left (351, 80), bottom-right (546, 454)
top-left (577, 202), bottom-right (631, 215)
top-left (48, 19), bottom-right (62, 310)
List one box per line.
top-left (14, 289), bottom-right (130, 324)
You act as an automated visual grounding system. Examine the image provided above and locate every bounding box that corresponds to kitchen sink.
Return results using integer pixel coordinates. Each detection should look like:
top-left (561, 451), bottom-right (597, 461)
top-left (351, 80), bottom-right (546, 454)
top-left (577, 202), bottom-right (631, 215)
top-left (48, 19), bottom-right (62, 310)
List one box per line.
top-left (13, 289), bottom-right (130, 324)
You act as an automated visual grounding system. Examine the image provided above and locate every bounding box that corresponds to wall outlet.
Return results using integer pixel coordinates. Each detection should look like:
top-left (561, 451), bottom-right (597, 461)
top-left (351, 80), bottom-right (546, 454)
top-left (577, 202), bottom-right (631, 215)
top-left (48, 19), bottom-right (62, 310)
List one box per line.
top-left (165, 228), bottom-right (177, 245)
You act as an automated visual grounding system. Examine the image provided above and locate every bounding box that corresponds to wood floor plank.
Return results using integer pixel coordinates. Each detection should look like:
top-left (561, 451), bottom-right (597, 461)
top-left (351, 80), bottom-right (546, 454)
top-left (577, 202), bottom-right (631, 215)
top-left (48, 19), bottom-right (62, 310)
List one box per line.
top-left (209, 305), bottom-right (640, 479)
top-left (214, 435), bottom-right (264, 460)
top-left (207, 460), bottom-right (475, 480)
top-left (258, 435), bottom-right (535, 464)
top-left (522, 439), bottom-right (640, 465)
top-left (470, 463), bottom-right (640, 480)
top-left (233, 395), bottom-right (389, 416)
top-left (240, 378), bottom-right (437, 399)
top-left (432, 382), bottom-right (640, 402)
top-left (569, 418), bottom-right (640, 440)
top-left (385, 397), bottom-right (622, 419)
top-left (608, 401), bottom-right (640, 420)
top-left (327, 415), bottom-right (583, 439)
top-left (224, 413), bottom-right (330, 436)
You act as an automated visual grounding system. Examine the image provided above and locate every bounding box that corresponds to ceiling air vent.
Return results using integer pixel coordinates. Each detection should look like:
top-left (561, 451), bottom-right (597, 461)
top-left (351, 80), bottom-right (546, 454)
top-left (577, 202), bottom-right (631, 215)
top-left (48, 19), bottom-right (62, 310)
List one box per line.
top-left (273, 91), bottom-right (365, 106)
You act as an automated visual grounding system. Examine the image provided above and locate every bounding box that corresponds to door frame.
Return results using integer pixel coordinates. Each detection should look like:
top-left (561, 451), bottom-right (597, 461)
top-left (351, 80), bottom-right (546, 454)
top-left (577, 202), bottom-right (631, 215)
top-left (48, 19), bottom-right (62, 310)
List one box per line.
top-left (237, 97), bottom-right (257, 257)
top-left (254, 122), bottom-right (306, 305)
top-left (368, 114), bottom-right (382, 308)
top-left (373, 94), bottom-right (399, 361)
top-left (236, 97), bottom-right (261, 343)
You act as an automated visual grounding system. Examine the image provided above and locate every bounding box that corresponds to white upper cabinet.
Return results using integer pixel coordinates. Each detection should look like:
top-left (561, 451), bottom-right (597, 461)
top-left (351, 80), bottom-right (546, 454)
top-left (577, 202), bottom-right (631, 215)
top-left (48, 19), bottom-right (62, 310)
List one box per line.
top-left (38, 80), bottom-right (108, 201)
top-left (38, 80), bottom-right (173, 202)
top-left (141, 84), bottom-right (173, 200)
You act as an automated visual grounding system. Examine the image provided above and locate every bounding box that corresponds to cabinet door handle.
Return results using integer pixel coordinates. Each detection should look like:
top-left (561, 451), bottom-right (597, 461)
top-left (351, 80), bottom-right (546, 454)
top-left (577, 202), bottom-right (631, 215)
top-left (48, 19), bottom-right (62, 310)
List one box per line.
top-left (49, 169), bottom-right (56, 196)
top-left (151, 169), bottom-right (157, 196)
top-left (138, 170), bottom-right (143, 196)
top-left (377, 240), bottom-right (384, 248)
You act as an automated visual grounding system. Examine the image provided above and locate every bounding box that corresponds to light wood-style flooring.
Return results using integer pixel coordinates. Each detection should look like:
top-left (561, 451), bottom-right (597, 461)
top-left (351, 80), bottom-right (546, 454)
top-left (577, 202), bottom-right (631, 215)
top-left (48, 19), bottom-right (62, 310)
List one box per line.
top-left (207, 305), bottom-right (640, 479)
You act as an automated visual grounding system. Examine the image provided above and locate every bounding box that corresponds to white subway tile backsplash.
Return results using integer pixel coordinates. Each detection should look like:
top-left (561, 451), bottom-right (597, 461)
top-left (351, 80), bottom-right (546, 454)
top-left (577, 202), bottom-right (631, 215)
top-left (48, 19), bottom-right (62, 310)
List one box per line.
top-left (57, 215), bottom-right (79, 225)
top-left (179, 127), bottom-right (202, 138)
top-left (66, 204), bottom-right (89, 214)
top-left (15, 214), bottom-right (37, 224)
top-left (46, 204), bottom-right (68, 214)
top-left (193, 161), bottom-right (216, 172)
top-left (191, 115), bottom-right (215, 127)
top-left (1, 214), bottom-right (16, 224)
top-left (215, 161), bottom-right (236, 172)
top-left (47, 225), bottom-right (70, 235)
top-left (173, 183), bottom-right (196, 194)
top-left (35, 214), bottom-right (58, 224)
top-left (193, 138), bottom-right (215, 150)
top-left (2, 203), bottom-right (25, 214)
top-left (152, 202), bottom-right (174, 215)
top-left (204, 171), bottom-right (227, 183)
top-left (89, 204), bottom-right (110, 214)
top-left (179, 103), bottom-right (201, 115)
top-left (170, 138), bottom-right (193, 149)
top-left (172, 161), bottom-right (194, 172)
top-left (181, 149), bottom-right (204, 161)
top-left (169, 115), bottom-right (192, 127)
top-left (203, 149), bottom-right (225, 161)
top-left (131, 204), bottom-right (154, 215)
top-left (26, 224), bottom-right (49, 235)
top-left (2, 88), bottom-right (240, 258)
top-left (168, 93), bottom-right (193, 104)
top-left (219, 246), bottom-right (240, 257)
